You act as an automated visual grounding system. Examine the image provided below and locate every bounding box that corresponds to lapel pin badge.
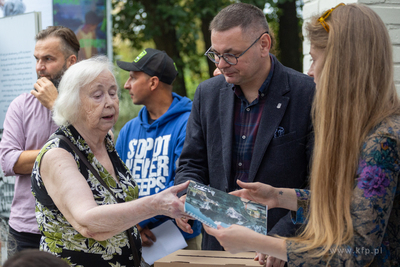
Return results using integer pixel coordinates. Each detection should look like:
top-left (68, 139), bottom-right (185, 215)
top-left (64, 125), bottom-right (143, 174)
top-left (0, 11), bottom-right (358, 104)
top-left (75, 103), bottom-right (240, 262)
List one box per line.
top-left (277, 103), bottom-right (282, 109)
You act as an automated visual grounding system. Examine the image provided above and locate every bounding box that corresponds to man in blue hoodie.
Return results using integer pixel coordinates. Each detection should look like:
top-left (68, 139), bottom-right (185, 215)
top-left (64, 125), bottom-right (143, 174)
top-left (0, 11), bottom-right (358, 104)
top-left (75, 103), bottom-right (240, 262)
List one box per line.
top-left (116, 48), bottom-right (202, 250)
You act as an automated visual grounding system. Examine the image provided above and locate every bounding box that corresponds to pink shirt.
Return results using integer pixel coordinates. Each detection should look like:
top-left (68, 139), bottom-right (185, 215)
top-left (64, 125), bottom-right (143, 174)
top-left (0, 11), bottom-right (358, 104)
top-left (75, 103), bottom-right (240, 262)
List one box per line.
top-left (0, 93), bottom-right (58, 234)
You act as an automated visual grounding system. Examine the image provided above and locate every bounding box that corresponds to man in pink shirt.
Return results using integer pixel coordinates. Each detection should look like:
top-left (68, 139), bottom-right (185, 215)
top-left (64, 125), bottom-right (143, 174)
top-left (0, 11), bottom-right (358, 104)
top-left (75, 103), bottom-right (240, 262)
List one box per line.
top-left (0, 26), bottom-right (79, 255)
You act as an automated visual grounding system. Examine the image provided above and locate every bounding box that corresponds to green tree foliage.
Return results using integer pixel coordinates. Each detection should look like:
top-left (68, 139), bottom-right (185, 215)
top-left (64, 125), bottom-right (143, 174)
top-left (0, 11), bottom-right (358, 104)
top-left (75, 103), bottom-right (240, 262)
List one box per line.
top-left (112, 39), bottom-right (143, 140)
top-left (112, 0), bottom-right (303, 98)
top-left (113, 0), bottom-right (199, 96)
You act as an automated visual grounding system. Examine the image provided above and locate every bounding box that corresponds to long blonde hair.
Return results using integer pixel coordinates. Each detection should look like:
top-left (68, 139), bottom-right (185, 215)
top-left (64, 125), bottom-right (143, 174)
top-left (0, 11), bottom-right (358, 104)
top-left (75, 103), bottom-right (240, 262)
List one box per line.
top-left (294, 3), bottom-right (400, 258)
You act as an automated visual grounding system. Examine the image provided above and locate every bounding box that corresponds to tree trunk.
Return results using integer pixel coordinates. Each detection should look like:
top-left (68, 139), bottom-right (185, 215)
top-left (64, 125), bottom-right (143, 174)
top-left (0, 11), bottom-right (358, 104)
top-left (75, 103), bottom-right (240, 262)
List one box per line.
top-left (153, 32), bottom-right (187, 97)
top-left (277, 0), bottom-right (302, 72)
top-left (142, 1), bottom-right (187, 96)
top-left (201, 15), bottom-right (215, 78)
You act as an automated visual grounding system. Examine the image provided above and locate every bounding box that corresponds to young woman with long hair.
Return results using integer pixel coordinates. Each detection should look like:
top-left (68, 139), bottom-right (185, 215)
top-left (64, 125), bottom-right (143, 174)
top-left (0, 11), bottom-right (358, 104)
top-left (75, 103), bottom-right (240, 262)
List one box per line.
top-left (203, 3), bottom-right (400, 266)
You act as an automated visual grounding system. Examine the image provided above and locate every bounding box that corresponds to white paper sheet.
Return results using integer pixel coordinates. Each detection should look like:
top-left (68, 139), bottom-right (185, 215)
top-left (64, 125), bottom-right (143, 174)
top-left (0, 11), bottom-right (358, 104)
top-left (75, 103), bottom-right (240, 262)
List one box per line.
top-left (141, 220), bottom-right (187, 265)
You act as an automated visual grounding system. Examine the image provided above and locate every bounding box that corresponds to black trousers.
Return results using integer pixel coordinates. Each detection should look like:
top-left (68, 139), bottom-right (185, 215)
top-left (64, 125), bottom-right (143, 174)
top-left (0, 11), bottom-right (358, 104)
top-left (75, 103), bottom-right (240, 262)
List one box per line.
top-left (8, 226), bottom-right (41, 257)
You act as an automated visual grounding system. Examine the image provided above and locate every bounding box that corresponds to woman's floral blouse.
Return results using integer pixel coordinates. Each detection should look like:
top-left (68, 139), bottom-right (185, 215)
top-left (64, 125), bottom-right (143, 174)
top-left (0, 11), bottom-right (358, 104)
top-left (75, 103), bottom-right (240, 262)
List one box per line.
top-left (287, 116), bottom-right (400, 266)
top-left (31, 125), bottom-right (141, 267)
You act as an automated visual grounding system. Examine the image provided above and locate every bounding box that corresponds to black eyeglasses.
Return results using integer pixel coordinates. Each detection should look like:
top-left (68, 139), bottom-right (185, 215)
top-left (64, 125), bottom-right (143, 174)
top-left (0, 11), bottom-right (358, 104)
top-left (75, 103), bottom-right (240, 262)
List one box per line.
top-left (204, 31), bottom-right (269, 66)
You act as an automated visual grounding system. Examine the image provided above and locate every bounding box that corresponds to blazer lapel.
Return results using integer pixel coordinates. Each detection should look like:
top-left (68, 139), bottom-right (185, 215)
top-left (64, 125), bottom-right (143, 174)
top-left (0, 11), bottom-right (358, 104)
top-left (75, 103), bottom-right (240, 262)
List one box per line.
top-left (219, 85), bottom-right (235, 184)
top-left (248, 95), bottom-right (289, 182)
top-left (248, 57), bottom-right (290, 182)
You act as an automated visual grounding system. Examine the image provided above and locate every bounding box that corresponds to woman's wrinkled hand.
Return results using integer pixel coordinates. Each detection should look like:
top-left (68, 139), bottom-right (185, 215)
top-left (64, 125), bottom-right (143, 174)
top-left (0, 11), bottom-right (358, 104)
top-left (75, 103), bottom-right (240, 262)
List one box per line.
top-left (175, 194), bottom-right (195, 234)
top-left (152, 181), bottom-right (190, 219)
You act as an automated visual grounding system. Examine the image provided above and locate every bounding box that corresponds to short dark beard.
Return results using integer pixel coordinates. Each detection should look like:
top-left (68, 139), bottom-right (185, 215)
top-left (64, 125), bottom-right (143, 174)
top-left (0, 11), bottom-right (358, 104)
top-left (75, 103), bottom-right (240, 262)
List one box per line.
top-left (50, 62), bottom-right (68, 89)
top-left (37, 62), bottom-right (68, 90)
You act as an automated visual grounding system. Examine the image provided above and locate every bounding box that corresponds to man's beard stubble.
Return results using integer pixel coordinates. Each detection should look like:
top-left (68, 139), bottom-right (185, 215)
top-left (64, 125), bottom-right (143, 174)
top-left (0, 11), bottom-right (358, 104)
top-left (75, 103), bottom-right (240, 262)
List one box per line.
top-left (37, 62), bottom-right (67, 90)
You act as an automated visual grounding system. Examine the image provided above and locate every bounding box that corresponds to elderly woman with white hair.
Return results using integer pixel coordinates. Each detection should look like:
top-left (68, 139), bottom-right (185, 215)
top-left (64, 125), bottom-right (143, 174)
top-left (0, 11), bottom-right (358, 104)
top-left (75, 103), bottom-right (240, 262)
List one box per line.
top-left (31, 56), bottom-right (189, 267)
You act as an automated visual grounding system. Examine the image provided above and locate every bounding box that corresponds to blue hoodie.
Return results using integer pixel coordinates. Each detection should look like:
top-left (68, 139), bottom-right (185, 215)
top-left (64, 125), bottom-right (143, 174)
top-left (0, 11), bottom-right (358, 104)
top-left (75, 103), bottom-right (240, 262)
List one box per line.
top-left (116, 92), bottom-right (201, 239)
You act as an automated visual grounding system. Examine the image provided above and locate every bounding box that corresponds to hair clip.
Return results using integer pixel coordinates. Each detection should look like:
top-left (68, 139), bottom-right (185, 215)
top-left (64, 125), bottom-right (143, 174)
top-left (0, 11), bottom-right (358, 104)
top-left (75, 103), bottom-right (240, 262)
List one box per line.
top-left (318, 3), bottom-right (345, 32)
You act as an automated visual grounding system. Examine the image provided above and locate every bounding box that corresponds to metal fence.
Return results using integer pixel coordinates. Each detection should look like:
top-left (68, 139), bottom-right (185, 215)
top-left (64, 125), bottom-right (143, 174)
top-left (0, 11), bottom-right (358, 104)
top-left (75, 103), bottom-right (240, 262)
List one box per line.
top-left (0, 132), bottom-right (14, 219)
top-left (0, 174), bottom-right (13, 218)
top-left (0, 132), bottom-right (12, 266)
top-left (0, 217), bottom-right (8, 265)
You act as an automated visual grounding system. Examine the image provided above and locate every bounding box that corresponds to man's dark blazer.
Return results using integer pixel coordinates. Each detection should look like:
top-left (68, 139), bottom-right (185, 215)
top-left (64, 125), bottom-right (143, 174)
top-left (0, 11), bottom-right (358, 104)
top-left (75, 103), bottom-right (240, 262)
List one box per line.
top-left (175, 55), bottom-right (315, 250)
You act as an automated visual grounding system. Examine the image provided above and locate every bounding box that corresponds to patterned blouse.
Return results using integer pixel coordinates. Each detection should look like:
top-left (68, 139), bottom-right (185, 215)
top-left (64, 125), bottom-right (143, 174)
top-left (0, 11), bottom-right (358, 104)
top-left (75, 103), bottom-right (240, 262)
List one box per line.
top-left (31, 125), bottom-right (141, 267)
top-left (286, 116), bottom-right (400, 266)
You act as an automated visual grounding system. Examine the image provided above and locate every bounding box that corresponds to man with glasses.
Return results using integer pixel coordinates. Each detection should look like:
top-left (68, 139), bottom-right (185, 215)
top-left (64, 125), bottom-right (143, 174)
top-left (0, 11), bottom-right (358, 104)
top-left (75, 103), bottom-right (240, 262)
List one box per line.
top-left (175, 2), bottom-right (315, 263)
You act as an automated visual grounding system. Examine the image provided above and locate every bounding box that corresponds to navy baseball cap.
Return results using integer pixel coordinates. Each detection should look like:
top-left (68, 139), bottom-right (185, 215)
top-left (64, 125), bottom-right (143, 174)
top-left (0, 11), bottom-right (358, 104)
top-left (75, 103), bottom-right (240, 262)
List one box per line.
top-left (117, 48), bottom-right (178, 85)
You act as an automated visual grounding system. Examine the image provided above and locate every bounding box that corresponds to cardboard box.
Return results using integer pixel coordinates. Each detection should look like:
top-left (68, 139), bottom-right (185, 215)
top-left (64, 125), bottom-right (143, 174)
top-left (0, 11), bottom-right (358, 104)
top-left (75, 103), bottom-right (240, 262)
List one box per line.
top-left (154, 250), bottom-right (261, 267)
